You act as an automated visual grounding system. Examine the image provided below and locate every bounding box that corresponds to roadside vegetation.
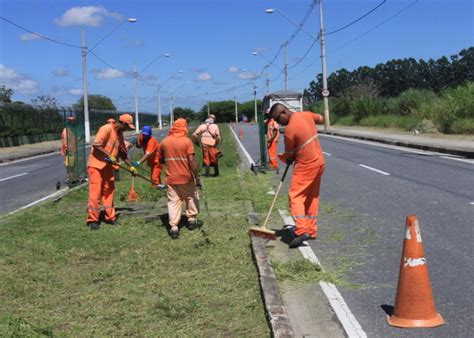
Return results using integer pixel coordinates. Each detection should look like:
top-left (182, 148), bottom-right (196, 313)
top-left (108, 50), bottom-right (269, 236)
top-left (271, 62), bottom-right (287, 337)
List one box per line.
top-left (0, 125), bottom-right (270, 336)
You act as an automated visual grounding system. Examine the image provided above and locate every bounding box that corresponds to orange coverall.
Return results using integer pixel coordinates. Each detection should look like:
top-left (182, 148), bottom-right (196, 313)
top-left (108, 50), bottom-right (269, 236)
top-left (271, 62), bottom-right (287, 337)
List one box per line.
top-left (193, 123), bottom-right (220, 166)
top-left (136, 134), bottom-right (162, 185)
top-left (86, 123), bottom-right (127, 223)
top-left (284, 112), bottom-right (325, 238)
top-left (265, 118), bottom-right (280, 169)
top-left (159, 119), bottom-right (199, 229)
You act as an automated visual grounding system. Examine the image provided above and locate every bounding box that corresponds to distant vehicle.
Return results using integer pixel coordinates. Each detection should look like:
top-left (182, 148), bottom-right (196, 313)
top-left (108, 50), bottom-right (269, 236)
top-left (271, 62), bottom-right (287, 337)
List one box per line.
top-left (162, 122), bottom-right (168, 127)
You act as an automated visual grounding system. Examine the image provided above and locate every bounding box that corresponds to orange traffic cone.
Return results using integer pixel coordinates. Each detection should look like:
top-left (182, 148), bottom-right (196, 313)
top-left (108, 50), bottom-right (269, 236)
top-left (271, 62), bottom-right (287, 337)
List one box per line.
top-left (127, 176), bottom-right (139, 202)
top-left (387, 215), bottom-right (444, 328)
top-left (239, 128), bottom-right (244, 139)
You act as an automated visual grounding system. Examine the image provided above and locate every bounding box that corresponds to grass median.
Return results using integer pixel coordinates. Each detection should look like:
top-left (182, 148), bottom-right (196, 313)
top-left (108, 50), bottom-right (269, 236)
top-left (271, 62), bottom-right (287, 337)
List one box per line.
top-left (0, 125), bottom-right (270, 336)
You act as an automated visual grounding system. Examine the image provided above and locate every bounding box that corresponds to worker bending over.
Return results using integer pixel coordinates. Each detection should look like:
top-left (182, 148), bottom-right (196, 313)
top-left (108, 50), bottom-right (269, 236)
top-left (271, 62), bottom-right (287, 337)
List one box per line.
top-left (192, 114), bottom-right (221, 177)
top-left (269, 103), bottom-right (325, 248)
top-left (86, 114), bottom-right (137, 230)
top-left (160, 118), bottom-right (201, 239)
top-left (132, 125), bottom-right (162, 185)
top-left (264, 114), bottom-right (280, 170)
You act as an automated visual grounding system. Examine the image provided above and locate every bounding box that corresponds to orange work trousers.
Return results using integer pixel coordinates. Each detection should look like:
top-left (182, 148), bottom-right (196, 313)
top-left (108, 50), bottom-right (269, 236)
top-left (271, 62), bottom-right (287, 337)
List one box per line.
top-left (267, 141), bottom-right (278, 169)
top-left (87, 166), bottom-right (116, 223)
top-left (202, 145), bottom-right (217, 166)
top-left (166, 181), bottom-right (200, 229)
top-left (149, 163), bottom-right (162, 185)
top-left (288, 163), bottom-right (325, 237)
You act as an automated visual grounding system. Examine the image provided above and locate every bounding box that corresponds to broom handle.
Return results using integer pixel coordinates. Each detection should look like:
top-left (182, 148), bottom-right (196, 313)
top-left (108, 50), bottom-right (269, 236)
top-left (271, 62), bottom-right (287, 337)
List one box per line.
top-left (115, 162), bottom-right (153, 184)
top-left (261, 163), bottom-right (291, 229)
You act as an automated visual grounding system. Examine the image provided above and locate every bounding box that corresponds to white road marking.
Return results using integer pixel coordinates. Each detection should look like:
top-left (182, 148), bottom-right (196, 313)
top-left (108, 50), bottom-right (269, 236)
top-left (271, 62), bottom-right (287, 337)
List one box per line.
top-left (0, 172), bottom-right (29, 182)
top-left (358, 164), bottom-right (390, 176)
top-left (8, 189), bottom-right (66, 215)
top-left (323, 151), bottom-right (332, 156)
top-left (440, 156), bottom-right (474, 165)
top-left (277, 209), bottom-right (367, 337)
top-left (229, 126), bottom-right (255, 165)
top-left (0, 151), bottom-right (59, 166)
top-left (319, 134), bottom-right (441, 155)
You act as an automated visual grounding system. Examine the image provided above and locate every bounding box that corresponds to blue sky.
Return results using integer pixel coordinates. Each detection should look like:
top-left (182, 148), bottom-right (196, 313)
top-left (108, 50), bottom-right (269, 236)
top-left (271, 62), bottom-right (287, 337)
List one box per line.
top-left (0, 0), bottom-right (473, 113)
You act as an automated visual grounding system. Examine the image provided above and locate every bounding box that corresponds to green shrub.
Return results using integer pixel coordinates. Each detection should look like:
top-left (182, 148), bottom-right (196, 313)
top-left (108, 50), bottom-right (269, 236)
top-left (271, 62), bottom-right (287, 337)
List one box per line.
top-left (359, 114), bottom-right (421, 130)
top-left (351, 96), bottom-right (386, 121)
top-left (392, 89), bottom-right (437, 116)
top-left (336, 115), bottom-right (356, 126)
top-left (451, 118), bottom-right (474, 134)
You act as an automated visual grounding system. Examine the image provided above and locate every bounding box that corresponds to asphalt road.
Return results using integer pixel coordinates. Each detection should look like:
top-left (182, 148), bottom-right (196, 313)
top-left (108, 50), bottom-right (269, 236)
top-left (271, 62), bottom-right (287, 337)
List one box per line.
top-left (231, 123), bottom-right (474, 337)
top-left (0, 129), bottom-right (169, 215)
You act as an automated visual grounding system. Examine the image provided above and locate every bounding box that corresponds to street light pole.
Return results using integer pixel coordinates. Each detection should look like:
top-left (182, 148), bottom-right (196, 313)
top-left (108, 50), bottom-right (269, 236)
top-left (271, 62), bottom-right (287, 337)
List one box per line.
top-left (318, 0), bottom-right (330, 130)
top-left (81, 28), bottom-right (90, 143)
top-left (234, 86), bottom-right (238, 123)
top-left (253, 81), bottom-right (258, 123)
top-left (157, 77), bottom-right (162, 129)
top-left (284, 42), bottom-right (288, 90)
top-left (133, 64), bottom-right (139, 133)
top-left (169, 95), bottom-right (174, 124)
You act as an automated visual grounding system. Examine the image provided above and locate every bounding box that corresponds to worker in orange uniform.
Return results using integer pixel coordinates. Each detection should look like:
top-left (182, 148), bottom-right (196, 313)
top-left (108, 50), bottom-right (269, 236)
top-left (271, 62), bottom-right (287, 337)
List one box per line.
top-left (86, 114), bottom-right (137, 230)
top-left (269, 103), bottom-right (325, 248)
top-left (159, 118), bottom-right (201, 239)
top-left (192, 114), bottom-right (221, 177)
top-left (131, 125), bottom-right (162, 185)
top-left (60, 116), bottom-right (76, 180)
top-left (264, 112), bottom-right (280, 170)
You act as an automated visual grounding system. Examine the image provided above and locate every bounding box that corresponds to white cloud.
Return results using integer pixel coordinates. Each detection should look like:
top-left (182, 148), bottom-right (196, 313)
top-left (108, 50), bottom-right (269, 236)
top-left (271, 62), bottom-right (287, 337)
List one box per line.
top-left (68, 89), bottom-right (83, 96)
top-left (96, 68), bottom-right (126, 80)
top-left (20, 33), bottom-right (42, 41)
top-left (197, 73), bottom-right (211, 81)
top-left (55, 6), bottom-right (123, 27)
top-left (52, 67), bottom-right (69, 77)
top-left (0, 64), bottom-right (39, 95)
top-left (227, 66), bottom-right (239, 73)
top-left (237, 71), bottom-right (258, 80)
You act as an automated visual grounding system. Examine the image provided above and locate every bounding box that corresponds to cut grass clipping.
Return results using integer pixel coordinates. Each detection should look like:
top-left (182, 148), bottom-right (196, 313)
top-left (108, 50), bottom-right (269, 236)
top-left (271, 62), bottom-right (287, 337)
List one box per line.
top-left (0, 124), bottom-right (269, 336)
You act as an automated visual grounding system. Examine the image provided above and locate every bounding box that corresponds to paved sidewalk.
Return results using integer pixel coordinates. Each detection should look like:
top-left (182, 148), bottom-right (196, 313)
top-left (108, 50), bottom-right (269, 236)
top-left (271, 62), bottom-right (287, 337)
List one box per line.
top-left (318, 126), bottom-right (474, 158)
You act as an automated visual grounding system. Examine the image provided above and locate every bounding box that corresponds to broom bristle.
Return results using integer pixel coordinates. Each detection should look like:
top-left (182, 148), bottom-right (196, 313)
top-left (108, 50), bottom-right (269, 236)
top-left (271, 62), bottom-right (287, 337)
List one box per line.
top-left (248, 227), bottom-right (277, 240)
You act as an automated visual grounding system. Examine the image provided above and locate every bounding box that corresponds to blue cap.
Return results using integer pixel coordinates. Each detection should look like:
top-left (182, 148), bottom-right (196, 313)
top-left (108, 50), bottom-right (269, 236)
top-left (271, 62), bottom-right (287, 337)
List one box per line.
top-left (141, 125), bottom-right (152, 137)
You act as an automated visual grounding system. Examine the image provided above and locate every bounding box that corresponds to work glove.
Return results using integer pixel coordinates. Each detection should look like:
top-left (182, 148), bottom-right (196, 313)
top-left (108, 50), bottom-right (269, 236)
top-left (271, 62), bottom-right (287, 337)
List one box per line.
top-left (129, 166), bottom-right (138, 176)
top-left (286, 157), bottom-right (294, 165)
top-left (105, 155), bottom-right (117, 164)
top-left (131, 161), bottom-right (140, 167)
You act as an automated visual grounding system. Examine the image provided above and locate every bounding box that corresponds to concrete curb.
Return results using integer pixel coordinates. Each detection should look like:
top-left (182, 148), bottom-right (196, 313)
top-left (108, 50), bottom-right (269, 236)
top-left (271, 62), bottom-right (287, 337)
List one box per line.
top-left (319, 130), bottom-right (474, 159)
top-left (251, 236), bottom-right (294, 337)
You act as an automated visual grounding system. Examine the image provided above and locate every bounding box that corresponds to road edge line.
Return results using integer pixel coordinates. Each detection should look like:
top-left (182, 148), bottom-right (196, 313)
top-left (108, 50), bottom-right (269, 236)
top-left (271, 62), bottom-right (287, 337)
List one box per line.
top-left (229, 124), bottom-right (255, 165)
top-left (278, 208), bottom-right (367, 338)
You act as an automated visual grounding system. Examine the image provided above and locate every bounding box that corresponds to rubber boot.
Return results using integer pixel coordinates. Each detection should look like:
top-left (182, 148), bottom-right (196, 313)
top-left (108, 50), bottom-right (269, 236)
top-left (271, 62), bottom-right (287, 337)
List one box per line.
top-left (204, 166), bottom-right (210, 177)
top-left (213, 164), bottom-right (219, 177)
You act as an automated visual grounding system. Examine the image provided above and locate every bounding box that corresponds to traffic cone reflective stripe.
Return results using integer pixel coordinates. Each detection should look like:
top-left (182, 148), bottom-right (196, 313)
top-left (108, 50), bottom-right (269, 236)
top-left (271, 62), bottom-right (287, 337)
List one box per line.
top-left (387, 215), bottom-right (444, 328)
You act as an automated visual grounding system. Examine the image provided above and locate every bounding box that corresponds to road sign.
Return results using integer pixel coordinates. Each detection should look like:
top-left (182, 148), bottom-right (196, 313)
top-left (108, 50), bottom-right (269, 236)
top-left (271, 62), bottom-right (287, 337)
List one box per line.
top-left (322, 89), bottom-right (330, 97)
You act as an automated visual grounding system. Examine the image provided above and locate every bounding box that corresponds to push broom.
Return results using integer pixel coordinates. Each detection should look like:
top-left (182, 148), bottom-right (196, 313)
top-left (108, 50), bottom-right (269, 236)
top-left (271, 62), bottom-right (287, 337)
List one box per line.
top-left (248, 162), bottom-right (291, 240)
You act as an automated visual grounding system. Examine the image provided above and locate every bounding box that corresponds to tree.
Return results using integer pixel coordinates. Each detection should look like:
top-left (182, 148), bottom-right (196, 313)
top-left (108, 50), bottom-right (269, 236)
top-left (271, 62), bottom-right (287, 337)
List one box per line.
top-left (31, 95), bottom-right (58, 108)
top-left (73, 94), bottom-right (116, 110)
top-left (173, 107), bottom-right (197, 121)
top-left (0, 85), bottom-right (14, 103)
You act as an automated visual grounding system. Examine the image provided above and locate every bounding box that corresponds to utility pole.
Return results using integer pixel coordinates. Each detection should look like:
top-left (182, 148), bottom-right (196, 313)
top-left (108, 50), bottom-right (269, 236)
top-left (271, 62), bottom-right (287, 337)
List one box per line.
top-left (284, 42), bottom-right (288, 91)
top-left (207, 92), bottom-right (210, 117)
top-left (234, 87), bottom-right (238, 123)
top-left (81, 28), bottom-right (90, 143)
top-left (318, 0), bottom-right (330, 130)
top-left (253, 82), bottom-right (258, 123)
top-left (265, 66), bottom-right (270, 94)
top-left (157, 77), bottom-right (162, 129)
top-left (133, 64), bottom-right (139, 133)
top-left (169, 95), bottom-right (174, 124)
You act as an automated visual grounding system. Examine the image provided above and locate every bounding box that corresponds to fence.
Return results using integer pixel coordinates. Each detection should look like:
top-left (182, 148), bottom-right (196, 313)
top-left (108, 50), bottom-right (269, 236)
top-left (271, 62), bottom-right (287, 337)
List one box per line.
top-left (0, 102), bottom-right (159, 147)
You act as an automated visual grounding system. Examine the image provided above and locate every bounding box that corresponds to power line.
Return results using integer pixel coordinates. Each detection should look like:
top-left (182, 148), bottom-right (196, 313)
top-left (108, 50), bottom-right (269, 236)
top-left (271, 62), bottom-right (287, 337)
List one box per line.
top-left (324, 0), bottom-right (387, 36)
top-left (0, 16), bottom-right (81, 49)
top-left (295, 0), bottom-right (419, 76)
